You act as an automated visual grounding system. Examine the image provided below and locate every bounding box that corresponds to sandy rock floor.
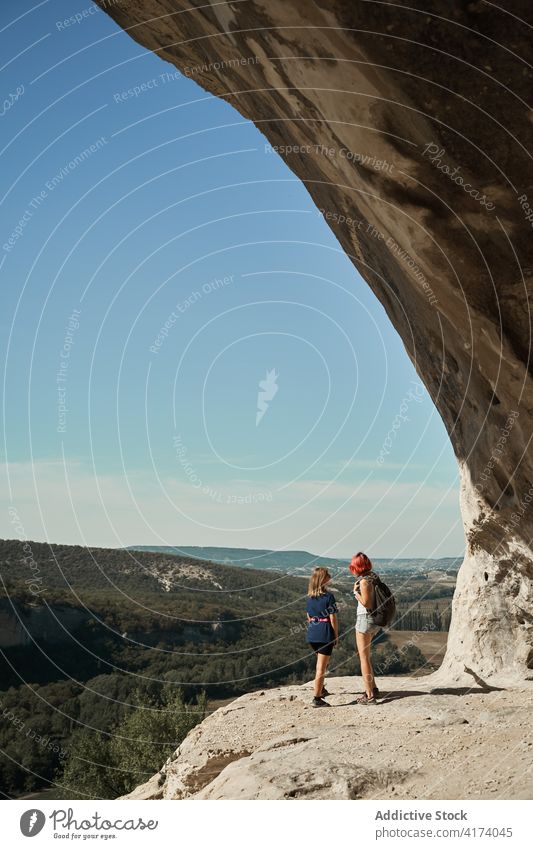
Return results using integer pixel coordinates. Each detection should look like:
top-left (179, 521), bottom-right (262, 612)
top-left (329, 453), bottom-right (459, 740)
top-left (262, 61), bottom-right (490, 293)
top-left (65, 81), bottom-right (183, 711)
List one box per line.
top-left (121, 675), bottom-right (533, 801)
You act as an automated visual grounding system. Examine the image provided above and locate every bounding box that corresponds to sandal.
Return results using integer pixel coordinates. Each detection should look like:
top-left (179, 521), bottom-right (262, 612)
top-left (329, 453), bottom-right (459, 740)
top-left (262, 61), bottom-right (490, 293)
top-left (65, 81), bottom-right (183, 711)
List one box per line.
top-left (357, 687), bottom-right (379, 699)
top-left (355, 693), bottom-right (376, 705)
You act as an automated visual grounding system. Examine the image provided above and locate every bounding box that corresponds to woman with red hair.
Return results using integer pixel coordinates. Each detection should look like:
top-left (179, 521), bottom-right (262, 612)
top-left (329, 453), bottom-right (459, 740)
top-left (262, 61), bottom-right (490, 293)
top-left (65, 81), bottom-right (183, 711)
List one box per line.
top-left (350, 552), bottom-right (380, 704)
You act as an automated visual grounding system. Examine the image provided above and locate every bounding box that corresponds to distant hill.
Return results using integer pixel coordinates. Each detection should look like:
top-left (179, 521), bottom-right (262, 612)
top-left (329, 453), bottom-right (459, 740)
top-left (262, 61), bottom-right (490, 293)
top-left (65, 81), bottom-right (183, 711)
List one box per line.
top-left (0, 538), bottom-right (296, 595)
top-left (125, 545), bottom-right (344, 574)
top-left (125, 545), bottom-right (463, 576)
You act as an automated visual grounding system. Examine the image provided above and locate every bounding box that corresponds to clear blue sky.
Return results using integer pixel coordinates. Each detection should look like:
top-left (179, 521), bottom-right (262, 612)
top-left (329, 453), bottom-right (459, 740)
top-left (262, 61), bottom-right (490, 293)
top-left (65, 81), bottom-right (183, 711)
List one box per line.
top-left (0, 0), bottom-right (463, 557)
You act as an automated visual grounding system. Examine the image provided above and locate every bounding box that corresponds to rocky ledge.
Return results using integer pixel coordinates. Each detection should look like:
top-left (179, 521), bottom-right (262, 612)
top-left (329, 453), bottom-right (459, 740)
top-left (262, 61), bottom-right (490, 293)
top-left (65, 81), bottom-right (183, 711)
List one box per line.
top-left (121, 675), bottom-right (532, 800)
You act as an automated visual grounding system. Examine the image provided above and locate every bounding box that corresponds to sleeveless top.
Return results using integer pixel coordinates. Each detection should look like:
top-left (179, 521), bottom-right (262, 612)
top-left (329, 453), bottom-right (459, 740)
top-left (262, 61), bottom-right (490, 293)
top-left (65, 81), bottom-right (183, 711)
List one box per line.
top-left (355, 572), bottom-right (378, 614)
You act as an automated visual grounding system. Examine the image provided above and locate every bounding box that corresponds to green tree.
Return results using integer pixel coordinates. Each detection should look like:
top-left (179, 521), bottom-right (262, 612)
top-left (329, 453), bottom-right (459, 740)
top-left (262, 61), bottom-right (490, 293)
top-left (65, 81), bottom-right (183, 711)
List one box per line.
top-left (58, 728), bottom-right (118, 799)
top-left (109, 686), bottom-right (206, 790)
top-left (59, 687), bottom-right (206, 799)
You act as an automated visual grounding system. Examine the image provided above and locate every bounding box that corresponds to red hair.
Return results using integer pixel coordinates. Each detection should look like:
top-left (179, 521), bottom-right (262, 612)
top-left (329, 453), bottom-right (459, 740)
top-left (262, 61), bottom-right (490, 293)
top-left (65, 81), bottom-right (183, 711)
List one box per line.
top-left (349, 552), bottom-right (372, 576)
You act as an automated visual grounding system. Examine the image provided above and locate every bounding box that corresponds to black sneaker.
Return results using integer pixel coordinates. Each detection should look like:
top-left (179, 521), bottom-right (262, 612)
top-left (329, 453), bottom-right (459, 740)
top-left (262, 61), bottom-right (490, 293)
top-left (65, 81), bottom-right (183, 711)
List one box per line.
top-left (321, 687), bottom-right (331, 698)
top-left (312, 696), bottom-right (331, 708)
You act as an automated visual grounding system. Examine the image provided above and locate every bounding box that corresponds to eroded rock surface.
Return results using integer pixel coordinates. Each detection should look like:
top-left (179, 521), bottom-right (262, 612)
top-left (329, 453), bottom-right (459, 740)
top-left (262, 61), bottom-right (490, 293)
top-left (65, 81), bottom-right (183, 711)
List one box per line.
top-left (96, 0), bottom-right (533, 683)
top-left (120, 676), bottom-right (533, 800)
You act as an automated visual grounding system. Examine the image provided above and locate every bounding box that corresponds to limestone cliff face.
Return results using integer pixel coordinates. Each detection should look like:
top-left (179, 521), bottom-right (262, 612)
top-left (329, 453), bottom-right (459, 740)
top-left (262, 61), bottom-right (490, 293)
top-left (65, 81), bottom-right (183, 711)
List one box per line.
top-left (96, 0), bottom-right (533, 683)
top-left (0, 599), bottom-right (90, 647)
top-left (120, 676), bottom-right (533, 800)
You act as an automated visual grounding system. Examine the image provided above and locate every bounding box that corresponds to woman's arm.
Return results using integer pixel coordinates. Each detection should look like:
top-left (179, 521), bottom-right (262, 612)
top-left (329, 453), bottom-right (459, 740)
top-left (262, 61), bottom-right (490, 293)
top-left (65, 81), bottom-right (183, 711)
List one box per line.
top-left (329, 612), bottom-right (339, 646)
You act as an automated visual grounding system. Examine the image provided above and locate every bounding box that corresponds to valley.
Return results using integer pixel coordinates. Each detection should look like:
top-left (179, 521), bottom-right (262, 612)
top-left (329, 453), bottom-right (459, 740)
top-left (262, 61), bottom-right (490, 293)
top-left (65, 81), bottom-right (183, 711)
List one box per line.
top-left (0, 538), bottom-right (455, 798)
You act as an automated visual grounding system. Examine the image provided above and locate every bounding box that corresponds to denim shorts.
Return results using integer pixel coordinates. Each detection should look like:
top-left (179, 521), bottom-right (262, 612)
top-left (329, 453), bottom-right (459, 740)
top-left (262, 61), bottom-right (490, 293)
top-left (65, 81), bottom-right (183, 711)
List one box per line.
top-left (356, 613), bottom-right (380, 635)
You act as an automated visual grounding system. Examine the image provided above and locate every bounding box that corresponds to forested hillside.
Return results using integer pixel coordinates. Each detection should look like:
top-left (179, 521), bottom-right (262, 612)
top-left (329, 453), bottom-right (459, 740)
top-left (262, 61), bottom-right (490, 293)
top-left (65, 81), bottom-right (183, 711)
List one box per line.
top-left (0, 538), bottom-right (429, 798)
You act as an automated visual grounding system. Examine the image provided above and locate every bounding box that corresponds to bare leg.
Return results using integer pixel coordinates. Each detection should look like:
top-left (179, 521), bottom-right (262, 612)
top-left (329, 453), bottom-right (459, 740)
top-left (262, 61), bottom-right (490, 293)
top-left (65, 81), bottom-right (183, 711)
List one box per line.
top-left (314, 652), bottom-right (330, 697)
top-left (356, 630), bottom-right (375, 697)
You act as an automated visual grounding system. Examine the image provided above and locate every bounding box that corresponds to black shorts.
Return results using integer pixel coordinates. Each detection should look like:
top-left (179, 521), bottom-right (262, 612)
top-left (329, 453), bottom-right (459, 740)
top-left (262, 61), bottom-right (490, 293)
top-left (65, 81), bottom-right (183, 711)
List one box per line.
top-left (309, 640), bottom-right (334, 656)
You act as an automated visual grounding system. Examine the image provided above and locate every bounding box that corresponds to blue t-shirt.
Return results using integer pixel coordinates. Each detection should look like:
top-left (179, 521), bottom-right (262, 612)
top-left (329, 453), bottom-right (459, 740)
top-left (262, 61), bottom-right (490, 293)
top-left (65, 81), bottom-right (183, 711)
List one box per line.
top-left (306, 591), bottom-right (338, 643)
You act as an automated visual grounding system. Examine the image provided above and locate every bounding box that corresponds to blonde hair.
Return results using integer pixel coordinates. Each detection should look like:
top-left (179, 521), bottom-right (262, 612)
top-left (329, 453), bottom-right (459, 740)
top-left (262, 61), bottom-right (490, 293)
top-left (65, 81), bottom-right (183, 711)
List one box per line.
top-left (307, 567), bottom-right (331, 597)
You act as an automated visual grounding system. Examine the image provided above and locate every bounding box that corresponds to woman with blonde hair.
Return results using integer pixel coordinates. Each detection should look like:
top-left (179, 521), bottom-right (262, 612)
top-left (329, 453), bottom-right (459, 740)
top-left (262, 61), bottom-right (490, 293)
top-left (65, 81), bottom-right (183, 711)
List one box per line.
top-left (350, 552), bottom-right (380, 704)
top-left (306, 566), bottom-right (338, 707)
